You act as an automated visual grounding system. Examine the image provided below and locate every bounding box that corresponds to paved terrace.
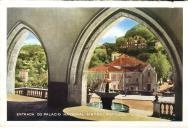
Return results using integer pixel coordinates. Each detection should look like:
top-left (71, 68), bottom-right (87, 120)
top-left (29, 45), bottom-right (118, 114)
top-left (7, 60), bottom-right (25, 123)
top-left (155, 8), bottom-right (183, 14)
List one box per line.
top-left (115, 94), bottom-right (175, 103)
top-left (7, 95), bottom-right (82, 121)
top-left (7, 94), bottom-right (170, 121)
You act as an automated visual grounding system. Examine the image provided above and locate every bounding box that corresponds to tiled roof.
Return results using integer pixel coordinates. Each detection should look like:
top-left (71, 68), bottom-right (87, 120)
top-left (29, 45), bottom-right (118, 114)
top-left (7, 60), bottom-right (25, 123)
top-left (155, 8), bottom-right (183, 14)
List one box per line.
top-left (89, 64), bottom-right (122, 72)
top-left (109, 54), bottom-right (146, 67)
top-left (89, 54), bottom-right (148, 72)
top-left (89, 64), bottom-right (108, 72)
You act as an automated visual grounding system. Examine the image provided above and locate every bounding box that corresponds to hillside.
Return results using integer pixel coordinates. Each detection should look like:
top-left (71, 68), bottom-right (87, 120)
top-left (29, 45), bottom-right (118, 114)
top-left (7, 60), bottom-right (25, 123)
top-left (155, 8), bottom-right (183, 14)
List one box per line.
top-left (15, 45), bottom-right (48, 88)
top-left (125, 24), bottom-right (157, 41)
top-left (89, 24), bottom-right (171, 80)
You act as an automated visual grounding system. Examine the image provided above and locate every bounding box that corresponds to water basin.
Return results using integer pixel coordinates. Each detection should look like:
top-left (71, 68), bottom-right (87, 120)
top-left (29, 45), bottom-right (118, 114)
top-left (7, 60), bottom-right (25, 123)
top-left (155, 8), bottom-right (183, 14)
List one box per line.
top-left (88, 102), bottom-right (129, 112)
top-left (88, 102), bottom-right (103, 109)
top-left (111, 103), bottom-right (129, 112)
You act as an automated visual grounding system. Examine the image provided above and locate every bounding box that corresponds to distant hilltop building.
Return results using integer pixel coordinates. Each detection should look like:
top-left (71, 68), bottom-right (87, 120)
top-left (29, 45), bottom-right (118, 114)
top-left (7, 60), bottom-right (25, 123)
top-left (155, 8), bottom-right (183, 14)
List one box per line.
top-left (120, 35), bottom-right (147, 49)
top-left (87, 54), bottom-right (157, 94)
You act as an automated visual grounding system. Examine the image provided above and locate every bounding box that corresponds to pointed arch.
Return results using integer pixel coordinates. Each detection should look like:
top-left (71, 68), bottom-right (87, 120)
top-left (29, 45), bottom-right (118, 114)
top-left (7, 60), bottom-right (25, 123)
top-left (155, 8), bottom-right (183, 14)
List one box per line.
top-left (67, 8), bottom-right (182, 120)
top-left (7, 21), bottom-right (49, 94)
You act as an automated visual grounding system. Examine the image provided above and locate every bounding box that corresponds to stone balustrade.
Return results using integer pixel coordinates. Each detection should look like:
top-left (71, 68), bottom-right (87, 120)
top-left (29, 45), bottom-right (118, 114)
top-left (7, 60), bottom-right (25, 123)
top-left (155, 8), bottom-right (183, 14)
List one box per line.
top-left (160, 102), bottom-right (175, 117)
top-left (15, 87), bottom-right (48, 99)
top-left (153, 96), bottom-right (175, 120)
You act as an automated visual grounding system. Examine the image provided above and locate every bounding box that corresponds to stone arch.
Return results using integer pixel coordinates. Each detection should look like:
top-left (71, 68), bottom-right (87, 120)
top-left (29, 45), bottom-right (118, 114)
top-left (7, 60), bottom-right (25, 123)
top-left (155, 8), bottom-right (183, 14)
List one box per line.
top-left (68, 8), bottom-right (182, 120)
top-left (7, 21), bottom-right (49, 94)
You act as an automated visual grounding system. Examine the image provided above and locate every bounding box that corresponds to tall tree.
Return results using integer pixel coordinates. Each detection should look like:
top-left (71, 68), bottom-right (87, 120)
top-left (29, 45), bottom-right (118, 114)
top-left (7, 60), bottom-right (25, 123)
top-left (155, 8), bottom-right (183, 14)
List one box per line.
top-left (147, 52), bottom-right (171, 81)
top-left (89, 47), bottom-right (109, 68)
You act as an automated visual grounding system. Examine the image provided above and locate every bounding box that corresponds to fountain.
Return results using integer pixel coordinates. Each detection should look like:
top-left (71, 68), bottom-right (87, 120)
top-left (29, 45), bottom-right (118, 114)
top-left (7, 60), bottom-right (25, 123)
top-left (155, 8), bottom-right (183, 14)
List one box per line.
top-left (88, 70), bottom-right (129, 112)
top-left (95, 82), bottom-right (119, 109)
top-left (95, 70), bottom-right (119, 110)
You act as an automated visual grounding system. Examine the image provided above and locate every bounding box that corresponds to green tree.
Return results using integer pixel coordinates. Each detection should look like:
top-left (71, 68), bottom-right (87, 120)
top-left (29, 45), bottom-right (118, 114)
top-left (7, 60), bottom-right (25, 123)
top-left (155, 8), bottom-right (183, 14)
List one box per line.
top-left (15, 45), bottom-right (48, 88)
top-left (137, 53), bottom-right (150, 62)
top-left (147, 52), bottom-right (171, 81)
top-left (89, 47), bottom-right (109, 68)
top-left (103, 43), bottom-right (116, 57)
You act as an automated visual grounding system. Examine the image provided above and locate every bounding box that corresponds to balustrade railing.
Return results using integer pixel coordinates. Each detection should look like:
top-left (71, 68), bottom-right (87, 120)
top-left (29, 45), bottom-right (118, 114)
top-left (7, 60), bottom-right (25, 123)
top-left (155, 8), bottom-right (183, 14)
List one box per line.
top-left (159, 102), bottom-right (175, 119)
top-left (15, 87), bottom-right (48, 99)
top-left (153, 98), bottom-right (175, 120)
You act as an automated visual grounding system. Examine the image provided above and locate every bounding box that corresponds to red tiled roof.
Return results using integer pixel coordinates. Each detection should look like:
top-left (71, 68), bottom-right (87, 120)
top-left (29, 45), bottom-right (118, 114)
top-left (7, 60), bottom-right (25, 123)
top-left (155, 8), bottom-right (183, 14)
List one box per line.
top-left (89, 54), bottom-right (147, 72)
top-left (89, 64), bottom-right (122, 72)
top-left (109, 54), bottom-right (146, 66)
top-left (107, 65), bottom-right (123, 72)
top-left (89, 64), bottom-right (108, 72)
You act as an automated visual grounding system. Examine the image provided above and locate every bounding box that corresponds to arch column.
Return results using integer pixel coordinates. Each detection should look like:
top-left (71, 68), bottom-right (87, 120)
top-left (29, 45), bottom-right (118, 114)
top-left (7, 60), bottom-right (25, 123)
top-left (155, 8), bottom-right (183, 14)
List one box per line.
top-left (7, 30), bottom-right (29, 93)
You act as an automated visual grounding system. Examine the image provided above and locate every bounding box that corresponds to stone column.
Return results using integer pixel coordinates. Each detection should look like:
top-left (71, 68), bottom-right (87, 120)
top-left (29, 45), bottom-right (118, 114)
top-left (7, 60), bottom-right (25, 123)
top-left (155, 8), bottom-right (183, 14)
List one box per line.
top-left (152, 101), bottom-right (160, 117)
top-left (152, 95), bottom-right (160, 117)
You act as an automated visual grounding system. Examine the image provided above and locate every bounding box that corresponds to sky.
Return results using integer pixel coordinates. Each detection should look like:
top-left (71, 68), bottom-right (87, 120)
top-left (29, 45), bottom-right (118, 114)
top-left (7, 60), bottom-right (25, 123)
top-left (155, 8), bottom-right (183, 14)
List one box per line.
top-left (24, 17), bottom-right (138, 46)
top-left (99, 18), bottom-right (138, 44)
top-left (24, 32), bottom-right (41, 45)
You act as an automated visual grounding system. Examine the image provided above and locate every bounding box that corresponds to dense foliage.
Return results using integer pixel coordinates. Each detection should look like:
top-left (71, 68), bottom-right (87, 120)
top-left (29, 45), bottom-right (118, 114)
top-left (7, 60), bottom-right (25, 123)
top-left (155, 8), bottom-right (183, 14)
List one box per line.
top-left (147, 52), bottom-right (171, 81)
top-left (15, 45), bottom-right (48, 88)
top-left (89, 47), bottom-right (110, 68)
top-left (125, 24), bottom-right (157, 41)
top-left (89, 24), bottom-right (172, 81)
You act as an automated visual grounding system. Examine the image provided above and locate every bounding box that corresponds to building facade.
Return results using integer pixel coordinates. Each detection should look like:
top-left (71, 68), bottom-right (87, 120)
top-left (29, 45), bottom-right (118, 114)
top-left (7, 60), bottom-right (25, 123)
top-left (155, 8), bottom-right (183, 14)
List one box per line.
top-left (120, 35), bottom-right (147, 49)
top-left (88, 54), bottom-right (158, 93)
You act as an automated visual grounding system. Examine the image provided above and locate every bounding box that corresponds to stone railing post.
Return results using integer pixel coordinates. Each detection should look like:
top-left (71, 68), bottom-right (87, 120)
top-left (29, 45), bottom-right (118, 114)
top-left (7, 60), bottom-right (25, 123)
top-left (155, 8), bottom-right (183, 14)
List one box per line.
top-left (152, 94), bottom-right (160, 117)
top-left (15, 89), bottom-right (18, 94)
top-left (152, 100), bottom-right (161, 117)
top-left (42, 90), bottom-right (45, 99)
top-left (23, 87), bottom-right (27, 96)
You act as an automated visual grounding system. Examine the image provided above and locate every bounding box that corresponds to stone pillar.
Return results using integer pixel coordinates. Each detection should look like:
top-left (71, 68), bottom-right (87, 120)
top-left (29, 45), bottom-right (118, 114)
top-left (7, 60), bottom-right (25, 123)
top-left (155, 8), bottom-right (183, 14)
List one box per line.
top-left (152, 94), bottom-right (160, 117)
top-left (67, 70), bottom-right (87, 106)
top-left (152, 101), bottom-right (160, 117)
top-left (67, 81), bottom-right (87, 106)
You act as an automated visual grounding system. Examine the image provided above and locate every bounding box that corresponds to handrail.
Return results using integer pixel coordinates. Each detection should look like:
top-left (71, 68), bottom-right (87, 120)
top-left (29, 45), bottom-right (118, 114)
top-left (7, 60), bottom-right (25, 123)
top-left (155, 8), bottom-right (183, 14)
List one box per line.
top-left (15, 87), bottom-right (48, 99)
top-left (159, 101), bottom-right (175, 119)
top-left (153, 99), bottom-right (175, 120)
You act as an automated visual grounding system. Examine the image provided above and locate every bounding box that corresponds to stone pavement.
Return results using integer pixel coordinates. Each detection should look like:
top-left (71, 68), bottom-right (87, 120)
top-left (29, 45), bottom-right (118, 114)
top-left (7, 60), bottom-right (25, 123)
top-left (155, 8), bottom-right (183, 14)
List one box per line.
top-left (129, 108), bottom-right (153, 117)
top-left (115, 94), bottom-right (175, 103)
